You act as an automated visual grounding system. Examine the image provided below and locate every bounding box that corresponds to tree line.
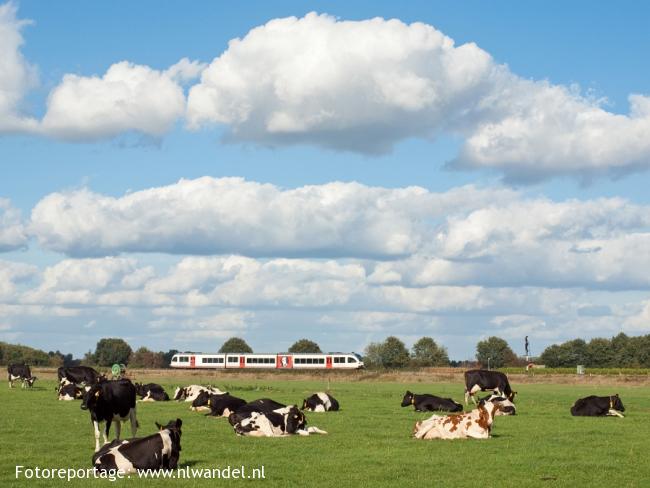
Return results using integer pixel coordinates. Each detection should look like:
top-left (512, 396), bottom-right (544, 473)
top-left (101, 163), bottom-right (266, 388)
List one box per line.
top-left (539, 333), bottom-right (650, 368)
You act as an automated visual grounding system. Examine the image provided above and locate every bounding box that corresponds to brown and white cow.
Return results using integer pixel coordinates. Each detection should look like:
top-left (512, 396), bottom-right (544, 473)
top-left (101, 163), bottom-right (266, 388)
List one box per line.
top-left (412, 399), bottom-right (502, 440)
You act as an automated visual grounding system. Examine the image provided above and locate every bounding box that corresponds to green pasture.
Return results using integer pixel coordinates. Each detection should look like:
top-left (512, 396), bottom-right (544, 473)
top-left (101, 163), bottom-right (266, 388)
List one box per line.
top-left (1, 377), bottom-right (648, 487)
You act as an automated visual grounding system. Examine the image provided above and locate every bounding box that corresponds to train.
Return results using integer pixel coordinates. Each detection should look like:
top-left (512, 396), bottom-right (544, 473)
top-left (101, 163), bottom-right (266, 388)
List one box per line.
top-left (170, 352), bottom-right (364, 370)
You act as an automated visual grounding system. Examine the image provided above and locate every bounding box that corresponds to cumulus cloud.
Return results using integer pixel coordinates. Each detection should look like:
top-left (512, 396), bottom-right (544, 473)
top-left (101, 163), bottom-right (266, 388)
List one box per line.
top-left (0, 259), bottom-right (37, 299)
top-left (0, 2), bottom-right (38, 132)
top-left (0, 198), bottom-right (28, 252)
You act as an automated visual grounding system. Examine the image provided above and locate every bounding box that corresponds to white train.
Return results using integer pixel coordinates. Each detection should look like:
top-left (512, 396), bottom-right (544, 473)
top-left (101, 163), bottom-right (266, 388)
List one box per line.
top-left (170, 352), bottom-right (364, 370)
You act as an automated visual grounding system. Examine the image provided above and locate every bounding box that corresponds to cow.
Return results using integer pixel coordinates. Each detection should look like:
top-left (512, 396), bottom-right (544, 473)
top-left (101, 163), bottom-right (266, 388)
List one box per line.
top-left (227, 398), bottom-right (287, 426)
top-left (570, 394), bottom-right (625, 418)
top-left (412, 399), bottom-right (503, 440)
top-left (464, 369), bottom-right (516, 405)
top-left (58, 366), bottom-right (102, 386)
top-left (93, 419), bottom-right (182, 474)
top-left (81, 379), bottom-right (138, 451)
top-left (173, 385), bottom-right (224, 402)
top-left (232, 405), bottom-right (327, 437)
top-left (58, 383), bottom-right (85, 401)
top-left (205, 393), bottom-right (247, 417)
top-left (7, 364), bottom-right (37, 388)
top-left (134, 383), bottom-right (169, 402)
top-left (401, 391), bottom-right (463, 412)
top-left (479, 393), bottom-right (516, 415)
top-left (302, 392), bottom-right (340, 412)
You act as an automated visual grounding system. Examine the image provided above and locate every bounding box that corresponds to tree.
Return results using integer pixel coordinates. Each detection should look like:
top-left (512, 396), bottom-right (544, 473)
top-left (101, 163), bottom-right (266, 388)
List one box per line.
top-left (411, 337), bottom-right (449, 367)
top-left (586, 338), bottom-right (612, 367)
top-left (129, 347), bottom-right (165, 368)
top-left (288, 339), bottom-right (322, 353)
top-left (219, 337), bottom-right (253, 353)
top-left (362, 342), bottom-right (383, 368)
top-left (94, 338), bottom-right (132, 366)
top-left (381, 336), bottom-right (410, 368)
top-left (162, 349), bottom-right (179, 368)
top-left (476, 336), bottom-right (517, 368)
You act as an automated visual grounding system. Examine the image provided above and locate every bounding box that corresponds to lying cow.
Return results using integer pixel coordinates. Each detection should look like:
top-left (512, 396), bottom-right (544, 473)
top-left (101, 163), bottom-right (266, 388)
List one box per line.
top-left (464, 369), bottom-right (516, 405)
top-left (302, 392), bottom-right (340, 412)
top-left (58, 383), bottom-right (86, 401)
top-left (81, 379), bottom-right (138, 451)
top-left (173, 384), bottom-right (224, 402)
top-left (191, 391), bottom-right (246, 416)
top-left (412, 399), bottom-right (502, 440)
top-left (93, 419), bottom-right (182, 474)
top-left (479, 394), bottom-right (516, 415)
top-left (570, 394), bottom-right (625, 418)
top-left (233, 405), bottom-right (327, 437)
top-left (228, 398), bottom-right (287, 426)
top-left (401, 391), bottom-right (463, 412)
top-left (135, 383), bottom-right (169, 402)
top-left (7, 364), bottom-right (37, 388)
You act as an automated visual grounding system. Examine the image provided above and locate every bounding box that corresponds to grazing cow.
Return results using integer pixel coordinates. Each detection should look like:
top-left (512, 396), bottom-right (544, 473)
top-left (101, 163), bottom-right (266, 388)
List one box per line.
top-left (93, 419), bottom-right (182, 474)
top-left (570, 394), bottom-right (625, 418)
top-left (81, 379), bottom-right (138, 451)
top-left (58, 383), bottom-right (85, 401)
top-left (401, 391), bottom-right (463, 412)
top-left (302, 392), bottom-right (340, 412)
top-left (412, 399), bottom-right (503, 440)
top-left (135, 383), bottom-right (169, 402)
top-left (464, 369), bottom-right (516, 405)
top-left (233, 405), bottom-right (327, 437)
top-left (7, 364), bottom-right (37, 388)
top-left (205, 393), bottom-right (247, 417)
top-left (228, 398), bottom-right (287, 426)
top-left (58, 366), bottom-right (101, 386)
top-left (173, 385), bottom-right (224, 402)
top-left (479, 394), bottom-right (516, 415)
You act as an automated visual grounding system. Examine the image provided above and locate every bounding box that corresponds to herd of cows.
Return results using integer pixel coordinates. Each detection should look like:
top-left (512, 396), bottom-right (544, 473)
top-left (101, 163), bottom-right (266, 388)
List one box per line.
top-left (7, 364), bottom-right (627, 474)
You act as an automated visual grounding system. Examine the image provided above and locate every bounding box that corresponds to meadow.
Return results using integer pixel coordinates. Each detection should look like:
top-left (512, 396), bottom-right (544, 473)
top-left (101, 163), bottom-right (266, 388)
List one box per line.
top-left (1, 374), bottom-right (648, 487)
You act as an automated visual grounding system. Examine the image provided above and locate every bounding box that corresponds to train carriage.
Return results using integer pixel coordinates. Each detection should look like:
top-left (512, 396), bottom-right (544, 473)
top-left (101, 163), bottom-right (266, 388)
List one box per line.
top-left (170, 352), bottom-right (363, 370)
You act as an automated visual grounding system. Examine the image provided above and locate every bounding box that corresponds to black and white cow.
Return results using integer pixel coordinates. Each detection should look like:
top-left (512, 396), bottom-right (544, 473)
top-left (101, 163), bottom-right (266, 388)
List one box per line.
top-left (232, 405), bottom-right (327, 437)
top-left (93, 419), bottom-right (182, 474)
top-left (135, 383), bottom-right (169, 402)
top-left (570, 394), bottom-right (625, 417)
top-left (479, 393), bottom-right (516, 415)
top-left (173, 385), bottom-right (224, 402)
top-left (58, 383), bottom-right (86, 401)
top-left (7, 364), bottom-right (37, 388)
top-left (205, 393), bottom-right (247, 417)
top-left (464, 369), bottom-right (516, 405)
top-left (302, 392), bottom-right (340, 412)
top-left (401, 391), bottom-right (463, 412)
top-left (58, 366), bottom-right (102, 386)
top-left (81, 379), bottom-right (138, 451)
top-left (227, 398), bottom-right (287, 426)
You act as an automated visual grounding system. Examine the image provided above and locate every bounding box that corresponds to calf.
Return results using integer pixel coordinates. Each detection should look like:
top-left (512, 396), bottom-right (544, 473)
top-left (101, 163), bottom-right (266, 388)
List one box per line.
top-left (464, 369), bottom-right (516, 405)
top-left (570, 394), bottom-right (625, 418)
top-left (58, 366), bottom-right (101, 386)
top-left (228, 398), bottom-right (287, 426)
top-left (412, 399), bottom-right (502, 440)
top-left (93, 419), bottom-right (182, 474)
top-left (81, 379), bottom-right (138, 451)
top-left (7, 364), bottom-right (37, 388)
top-left (302, 392), bottom-right (340, 412)
top-left (173, 385), bottom-right (224, 402)
top-left (401, 391), bottom-right (463, 412)
top-left (233, 405), bottom-right (327, 437)
top-left (58, 383), bottom-right (85, 401)
top-left (205, 393), bottom-right (247, 417)
top-left (479, 394), bottom-right (516, 415)
top-left (135, 383), bottom-right (169, 402)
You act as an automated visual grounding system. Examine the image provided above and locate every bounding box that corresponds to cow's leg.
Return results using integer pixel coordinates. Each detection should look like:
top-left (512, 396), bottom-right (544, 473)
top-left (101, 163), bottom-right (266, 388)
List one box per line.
top-left (8, 376), bottom-right (13, 388)
top-left (129, 408), bottom-right (138, 437)
top-left (93, 420), bottom-right (101, 452)
top-left (469, 385), bottom-right (481, 404)
top-left (608, 409), bottom-right (625, 418)
top-left (114, 418), bottom-right (121, 440)
top-left (103, 419), bottom-right (112, 446)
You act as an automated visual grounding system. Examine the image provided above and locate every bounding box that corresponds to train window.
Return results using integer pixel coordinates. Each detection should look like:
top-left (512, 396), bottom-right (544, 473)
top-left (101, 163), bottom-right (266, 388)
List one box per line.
top-left (172, 357), bottom-right (178, 362)
top-left (347, 357), bottom-right (357, 363)
top-left (334, 357), bottom-right (344, 363)
top-left (318, 358), bottom-right (324, 364)
top-left (228, 357), bottom-right (238, 363)
top-left (179, 356), bottom-right (189, 363)
top-left (295, 358), bottom-right (304, 364)
top-left (306, 358), bottom-right (313, 364)
top-left (270, 358), bottom-right (276, 364)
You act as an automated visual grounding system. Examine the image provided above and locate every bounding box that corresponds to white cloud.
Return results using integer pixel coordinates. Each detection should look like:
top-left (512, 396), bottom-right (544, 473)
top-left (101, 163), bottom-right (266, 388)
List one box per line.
top-left (0, 2), bottom-right (38, 132)
top-left (0, 198), bottom-right (28, 252)
top-left (0, 259), bottom-right (37, 299)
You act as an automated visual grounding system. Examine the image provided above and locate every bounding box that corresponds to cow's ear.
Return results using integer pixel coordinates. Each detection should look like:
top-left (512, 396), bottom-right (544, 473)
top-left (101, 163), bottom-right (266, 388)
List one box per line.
top-left (176, 418), bottom-right (182, 428)
top-left (155, 422), bottom-right (163, 430)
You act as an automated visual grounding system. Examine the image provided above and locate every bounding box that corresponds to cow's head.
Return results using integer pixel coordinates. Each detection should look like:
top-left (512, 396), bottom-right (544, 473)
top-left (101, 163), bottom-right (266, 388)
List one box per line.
top-left (284, 406), bottom-right (307, 434)
top-left (156, 419), bottom-right (183, 468)
top-left (173, 387), bottom-right (186, 401)
top-left (81, 384), bottom-right (102, 411)
top-left (191, 391), bottom-right (210, 410)
top-left (25, 376), bottom-right (37, 387)
top-left (610, 394), bottom-right (625, 412)
top-left (401, 391), bottom-right (415, 407)
top-left (507, 391), bottom-right (517, 403)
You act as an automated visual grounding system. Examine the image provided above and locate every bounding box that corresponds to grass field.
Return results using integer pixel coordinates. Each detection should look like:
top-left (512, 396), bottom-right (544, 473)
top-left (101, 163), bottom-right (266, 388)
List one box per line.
top-left (1, 375), bottom-right (648, 487)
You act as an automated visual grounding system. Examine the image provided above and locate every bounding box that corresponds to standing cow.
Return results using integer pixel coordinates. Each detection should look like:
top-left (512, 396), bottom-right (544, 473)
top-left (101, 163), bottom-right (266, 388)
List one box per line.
top-left (7, 364), bottom-right (37, 388)
top-left (58, 366), bottom-right (102, 386)
top-left (81, 379), bottom-right (138, 451)
top-left (464, 370), bottom-right (516, 405)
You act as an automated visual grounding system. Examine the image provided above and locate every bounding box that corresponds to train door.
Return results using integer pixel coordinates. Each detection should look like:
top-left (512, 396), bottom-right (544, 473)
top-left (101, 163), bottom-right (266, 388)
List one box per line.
top-left (326, 356), bottom-right (332, 369)
top-left (239, 356), bottom-right (245, 368)
top-left (190, 356), bottom-right (196, 368)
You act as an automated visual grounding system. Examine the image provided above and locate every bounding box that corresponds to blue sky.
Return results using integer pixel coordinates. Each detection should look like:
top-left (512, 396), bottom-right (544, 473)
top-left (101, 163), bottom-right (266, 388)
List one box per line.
top-left (1, 1), bottom-right (650, 359)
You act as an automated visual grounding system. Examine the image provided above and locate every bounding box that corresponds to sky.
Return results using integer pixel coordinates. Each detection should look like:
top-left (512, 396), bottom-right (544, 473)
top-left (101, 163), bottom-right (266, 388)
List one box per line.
top-left (1, 1), bottom-right (650, 360)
